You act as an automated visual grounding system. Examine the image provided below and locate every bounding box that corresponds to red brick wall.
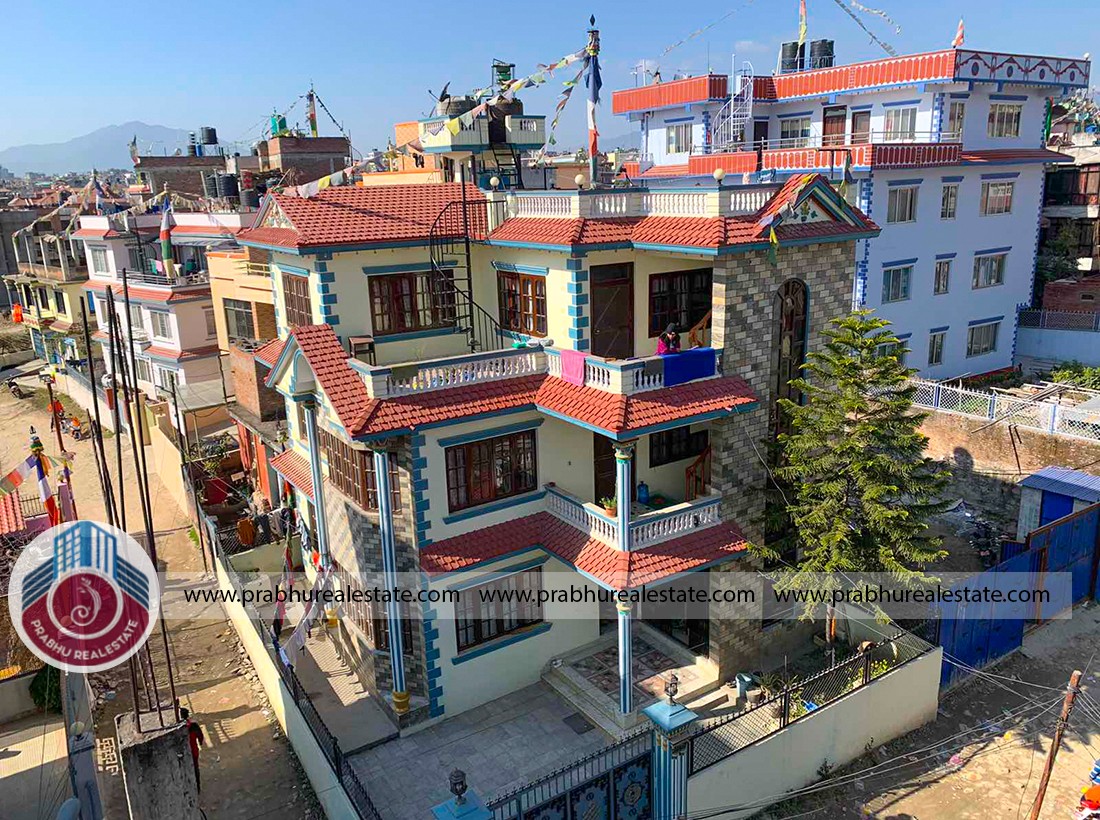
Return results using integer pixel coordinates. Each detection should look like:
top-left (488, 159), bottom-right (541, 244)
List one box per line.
top-left (229, 344), bottom-right (284, 421)
top-left (1042, 278), bottom-right (1100, 313)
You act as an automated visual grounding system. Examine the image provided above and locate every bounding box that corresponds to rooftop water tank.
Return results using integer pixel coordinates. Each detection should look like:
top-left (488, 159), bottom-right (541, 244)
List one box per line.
top-left (779, 41), bottom-right (803, 74)
top-left (200, 126), bottom-right (218, 145)
top-left (809, 40), bottom-right (835, 69)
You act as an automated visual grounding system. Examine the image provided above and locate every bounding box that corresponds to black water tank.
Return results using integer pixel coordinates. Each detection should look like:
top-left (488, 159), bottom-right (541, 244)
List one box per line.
top-left (809, 40), bottom-right (835, 69)
top-left (780, 41), bottom-right (802, 73)
top-left (215, 173), bottom-right (239, 200)
top-left (186, 142), bottom-right (198, 157)
top-left (240, 188), bottom-right (260, 209)
top-left (202, 173), bottom-right (218, 198)
top-left (200, 126), bottom-right (218, 145)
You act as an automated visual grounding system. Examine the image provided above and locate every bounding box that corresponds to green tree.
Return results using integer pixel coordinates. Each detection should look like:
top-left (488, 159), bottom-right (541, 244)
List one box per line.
top-left (1036, 225), bottom-right (1082, 291)
top-left (757, 311), bottom-right (949, 625)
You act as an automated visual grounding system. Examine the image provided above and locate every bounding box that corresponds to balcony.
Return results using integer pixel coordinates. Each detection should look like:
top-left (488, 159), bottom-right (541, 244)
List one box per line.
top-left (355, 345), bottom-right (720, 400)
top-left (504, 185), bottom-right (779, 221)
top-left (504, 115), bottom-right (545, 148)
top-left (419, 115), bottom-right (489, 154)
top-left (16, 260), bottom-right (89, 283)
top-left (612, 74), bottom-right (729, 116)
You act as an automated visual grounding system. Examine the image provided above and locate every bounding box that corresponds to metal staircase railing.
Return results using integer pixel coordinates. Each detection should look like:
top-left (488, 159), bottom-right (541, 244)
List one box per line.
top-left (427, 197), bottom-right (509, 354)
top-left (710, 61), bottom-right (754, 153)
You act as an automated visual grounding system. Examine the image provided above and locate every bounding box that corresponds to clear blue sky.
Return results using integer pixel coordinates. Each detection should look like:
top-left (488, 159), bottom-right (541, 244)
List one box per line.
top-left (1, 0), bottom-right (1096, 154)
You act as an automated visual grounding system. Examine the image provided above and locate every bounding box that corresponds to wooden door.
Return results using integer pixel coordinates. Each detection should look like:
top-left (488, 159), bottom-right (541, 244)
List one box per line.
top-left (823, 106), bottom-right (847, 146)
top-left (590, 263), bottom-right (634, 359)
top-left (851, 110), bottom-right (871, 144)
top-left (593, 434), bottom-right (635, 505)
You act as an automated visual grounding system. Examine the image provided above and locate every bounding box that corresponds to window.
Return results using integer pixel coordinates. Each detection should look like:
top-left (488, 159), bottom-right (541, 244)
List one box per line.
top-left (887, 186), bottom-right (918, 223)
top-left (987, 103), bottom-right (1022, 138)
top-left (883, 107), bottom-right (917, 141)
top-left (445, 430), bottom-right (537, 512)
top-left (666, 123), bottom-right (692, 154)
top-left (133, 358), bottom-right (153, 383)
top-left (940, 184), bottom-right (958, 219)
top-left (779, 116), bottom-right (811, 148)
top-left (455, 567), bottom-right (543, 651)
top-left (497, 271), bottom-right (547, 336)
top-left (89, 246), bottom-right (109, 274)
top-left (980, 181), bottom-right (1015, 215)
top-left (928, 331), bottom-right (946, 366)
top-left (37, 288), bottom-right (48, 309)
top-left (150, 311), bottom-right (172, 340)
top-left (648, 268), bottom-right (713, 337)
top-left (203, 308), bottom-right (217, 338)
top-left (368, 270), bottom-right (455, 336)
top-left (946, 101), bottom-right (966, 140)
top-left (967, 322), bottom-right (999, 357)
top-left (876, 341), bottom-right (907, 365)
top-left (154, 365), bottom-right (175, 388)
top-left (934, 259), bottom-right (951, 294)
top-left (224, 298), bottom-right (255, 341)
top-left (53, 290), bottom-right (66, 314)
top-left (882, 265), bottom-right (912, 303)
top-left (650, 427), bottom-right (709, 468)
top-left (972, 253), bottom-right (1007, 288)
top-left (332, 559), bottom-right (413, 653)
top-left (318, 429), bottom-right (401, 511)
top-left (282, 272), bottom-right (313, 328)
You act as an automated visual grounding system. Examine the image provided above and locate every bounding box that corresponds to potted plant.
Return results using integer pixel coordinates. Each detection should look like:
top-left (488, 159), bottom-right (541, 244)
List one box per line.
top-left (599, 496), bottom-right (617, 516)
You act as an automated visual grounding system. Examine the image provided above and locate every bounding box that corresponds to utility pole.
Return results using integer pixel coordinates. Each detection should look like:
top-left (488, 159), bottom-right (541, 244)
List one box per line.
top-left (1027, 668), bottom-right (1082, 820)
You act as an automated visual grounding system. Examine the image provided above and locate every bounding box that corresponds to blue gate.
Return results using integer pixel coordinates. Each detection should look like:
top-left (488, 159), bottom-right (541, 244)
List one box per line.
top-left (938, 503), bottom-right (1100, 688)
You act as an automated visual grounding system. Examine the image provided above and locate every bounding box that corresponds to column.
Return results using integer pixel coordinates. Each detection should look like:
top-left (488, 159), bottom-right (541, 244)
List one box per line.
top-left (373, 448), bottom-right (409, 714)
top-left (301, 400), bottom-right (330, 567)
top-left (644, 698), bottom-right (699, 820)
top-left (616, 600), bottom-right (633, 715)
top-left (613, 441), bottom-right (635, 551)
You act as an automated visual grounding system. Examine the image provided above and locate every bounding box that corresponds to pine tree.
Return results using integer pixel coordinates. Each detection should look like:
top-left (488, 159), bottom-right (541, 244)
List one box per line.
top-left (757, 311), bottom-right (949, 619)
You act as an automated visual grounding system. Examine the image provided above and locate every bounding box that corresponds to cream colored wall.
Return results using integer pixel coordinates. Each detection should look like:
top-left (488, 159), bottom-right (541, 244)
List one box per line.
top-left (634, 422), bottom-right (709, 503)
top-left (430, 552), bottom-right (601, 717)
top-left (209, 252), bottom-right (276, 352)
top-left (539, 415), bottom-right (595, 503)
top-left (631, 254), bottom-right (715, 356)
top-left (469, 245), bottom-right (575, 348)
top-left (687, 648), bottom-right (942, 819)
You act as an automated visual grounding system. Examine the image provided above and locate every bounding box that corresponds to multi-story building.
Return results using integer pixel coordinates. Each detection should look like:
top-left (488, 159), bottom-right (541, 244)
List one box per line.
top-left (1041, 143), bottom-right (1100, 272)
top-left (233, 173), bottom-right (879, 735)
top-left (612, 46), bottom-right (1091, 378)
top-left (75, 209), bottom-right (254, 397)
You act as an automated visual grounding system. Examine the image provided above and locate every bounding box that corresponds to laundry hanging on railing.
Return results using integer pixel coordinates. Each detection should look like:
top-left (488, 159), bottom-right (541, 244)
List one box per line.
top-left (279, 569), bottom-right (332, 665)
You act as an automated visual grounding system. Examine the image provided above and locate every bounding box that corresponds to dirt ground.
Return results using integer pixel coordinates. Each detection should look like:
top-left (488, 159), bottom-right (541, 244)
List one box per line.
top-left (0, 382), bottom-right (321, 819)
top-left (761, 607), bottom-right (1100, 819)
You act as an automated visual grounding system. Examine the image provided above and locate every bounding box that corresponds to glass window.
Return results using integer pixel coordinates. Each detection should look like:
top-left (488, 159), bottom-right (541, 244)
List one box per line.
top-left (53, 290), bottom-right (66, 314)
top-left (648, 268), bottom-right (713, 337)
top-left (150, 311), bottom-right (172, 340)
top-left (882, 265), bottom-right (912, 303)
top-left (967, 322), bottom-right (999, 357)
top-left (972, 253), bottom-right (1007, 288)
top-left (876, 341), bottom-right (908, 365)
top-left (883, 107), bottom-right (917, 141)
top-left (940, 184), bottom-right (958, 219)
top-left (497, 271), bottom-right (547, 336)
top-left (934, 259), bottom-right (951, 295)
top-left (224, 298), bottom-right (255, 341)
top-left (281, 272), bottom-right (313, 329)
top-left (368, 270), bottom-right (455, 336)
top-left (318, 429), bottom-right (400, 511)
top-left (650, 427), bottom-right (709, 468)
top-left (980, 181), bottom-right (1015, 215)
top-left (203, 308), bottom-right (217, 337)
top-left (89, 246), bottom-right (109, 274)
top-left (946, 101), bottom-right (966, 140)
top-left (133, 358), bottom-right (153, 383)
top-left (928, 331), bottom-right (946, 366)
top-left (666, 123), bottom-right (693, 154)
top-left (455, 567), bottom-right (543, 652)
top-left (887, 186), bottom-right (918, 223)
top-left (779, 116), bottom-right (812, 148)
top-left (987, 103), bottom-right (1022, 138)
top-left (445, 430), bottom-right (537, 513)
top-left (128, 303), bottom-right (143, 329)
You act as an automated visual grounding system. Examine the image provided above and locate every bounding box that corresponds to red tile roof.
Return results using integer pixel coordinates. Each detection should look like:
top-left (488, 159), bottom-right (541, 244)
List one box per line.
top-left (145, 343), bottom-right (221, 361)
top-left (420, 511), bottom-right (748, 589)
top-left (82, 280), bottom-right (211, 303)
top-left (238, 183), bottom-right (485, 250)
top-left (254, 337), bottom-right (287, 368)
top-left (270, 449), bottom-right (314, 500)
top-left (0, 493), bottom-right (26, 536)
top-left (284, 325), bottom-right (374, 433)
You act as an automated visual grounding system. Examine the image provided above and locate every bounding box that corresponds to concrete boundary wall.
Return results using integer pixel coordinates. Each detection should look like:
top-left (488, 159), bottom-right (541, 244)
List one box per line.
top-left (0, 670), bottom-right (39, 723)
top-left (212, 553), bottom-right (359, 820)
top-left (687, 647), bottom-right (942, 819)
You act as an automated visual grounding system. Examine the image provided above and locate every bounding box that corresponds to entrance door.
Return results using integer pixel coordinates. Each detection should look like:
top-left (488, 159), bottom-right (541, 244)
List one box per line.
top-left (590, 263), bottom-right (634, 359)
top-left (823, 106), bottom-right (847, 146)
top-left (851, 110), bottom-right (871, 144)
top-left (1039, 492), bottom-right (1075, 526)
top-left (644, 571), bottom-right (711, 656)
top-left (752, 120), bottom-right (769, 150)
top-left (593, 434), bottom-right (635, 507)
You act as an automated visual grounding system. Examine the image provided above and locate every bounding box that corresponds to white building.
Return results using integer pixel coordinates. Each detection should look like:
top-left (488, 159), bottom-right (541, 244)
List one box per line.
top-left (612, 46), bottom-right (1091, 377)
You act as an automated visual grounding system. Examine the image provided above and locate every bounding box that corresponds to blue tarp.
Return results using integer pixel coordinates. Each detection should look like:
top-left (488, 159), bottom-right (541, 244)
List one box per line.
top-left (662, 347), bottom-right (717, 387)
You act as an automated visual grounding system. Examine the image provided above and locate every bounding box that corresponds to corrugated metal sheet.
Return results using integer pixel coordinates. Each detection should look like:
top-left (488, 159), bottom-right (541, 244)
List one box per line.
top-left (1020, 467), bottom-right (1100, 503)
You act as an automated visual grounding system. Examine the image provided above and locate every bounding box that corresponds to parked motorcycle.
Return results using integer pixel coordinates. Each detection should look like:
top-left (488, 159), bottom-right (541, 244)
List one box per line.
top-left (6, 379), bottom-right (28, 399)
top-left (62, 415), bottom-right (89, 441)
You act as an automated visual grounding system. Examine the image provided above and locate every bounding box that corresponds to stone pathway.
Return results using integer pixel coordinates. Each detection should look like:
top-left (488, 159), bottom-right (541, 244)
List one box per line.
top-left (0, 713), bottom-right (68, 820)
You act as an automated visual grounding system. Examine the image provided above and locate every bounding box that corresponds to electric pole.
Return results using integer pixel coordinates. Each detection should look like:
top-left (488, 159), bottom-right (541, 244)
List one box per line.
top-left (1027, 668), bottom-right (1082, 820)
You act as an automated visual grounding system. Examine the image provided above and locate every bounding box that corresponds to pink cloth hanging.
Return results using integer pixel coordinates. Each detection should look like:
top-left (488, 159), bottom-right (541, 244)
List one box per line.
top-left (560, 349), bottom-right (587, 386)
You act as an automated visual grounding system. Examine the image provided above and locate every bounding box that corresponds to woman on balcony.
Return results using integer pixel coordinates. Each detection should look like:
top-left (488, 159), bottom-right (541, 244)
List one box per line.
top-left (655, 324), bottom-right (682, 355)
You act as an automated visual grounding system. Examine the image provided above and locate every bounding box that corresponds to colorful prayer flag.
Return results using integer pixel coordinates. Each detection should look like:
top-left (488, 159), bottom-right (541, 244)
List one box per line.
top-left (768, 226), bottom-right (779, 266)
top-left (159, 198), bottom-right (175, 279)
top-left (586, 53), bottom-right (602, 164)
top-left (952, 17), bottom-right (964, 48)
top-left (798, 0), bottom-right (808, 47)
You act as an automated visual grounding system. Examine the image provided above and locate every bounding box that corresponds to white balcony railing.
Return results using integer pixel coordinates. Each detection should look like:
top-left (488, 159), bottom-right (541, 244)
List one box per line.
top-left (545, 484), bottom-right (723, 550)
top-left (545, 348), bottom-right (718, 395)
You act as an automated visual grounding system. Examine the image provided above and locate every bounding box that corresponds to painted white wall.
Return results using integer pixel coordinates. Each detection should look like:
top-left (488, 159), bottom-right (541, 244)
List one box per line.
top-left (429, 552), bottom-right (601, 717)
top-left (1015, 326), bottom-right (1100, 372)
top-left (687, 647), bottom-right (942, 819)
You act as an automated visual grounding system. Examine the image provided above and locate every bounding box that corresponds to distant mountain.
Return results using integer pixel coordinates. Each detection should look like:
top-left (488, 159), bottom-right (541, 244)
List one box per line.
top-left (0, 122), bottom-right (193, 175)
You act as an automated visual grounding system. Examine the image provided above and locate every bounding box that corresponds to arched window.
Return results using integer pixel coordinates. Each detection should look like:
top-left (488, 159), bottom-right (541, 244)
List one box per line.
top-left (771, 279), bottom-right (808, 439)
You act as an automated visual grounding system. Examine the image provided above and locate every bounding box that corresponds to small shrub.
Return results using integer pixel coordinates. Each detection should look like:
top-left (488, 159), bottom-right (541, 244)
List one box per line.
top-left (30, 665), bottom-right (62, 713)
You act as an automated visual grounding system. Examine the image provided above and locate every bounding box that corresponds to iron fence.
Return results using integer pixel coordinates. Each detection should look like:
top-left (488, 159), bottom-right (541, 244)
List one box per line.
top-left (17, 489), bottom-right (52, 520)
top-left (683, 631), bottom-right (933, 776)
top-left (1018, 308), bottom-right (1100, 332)
top-left (206, 517), bottom-right (384, 820)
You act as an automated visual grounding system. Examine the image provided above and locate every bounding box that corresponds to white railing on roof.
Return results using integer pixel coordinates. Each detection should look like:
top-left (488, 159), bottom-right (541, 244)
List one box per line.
top-left (546, 485), bottom-right (618, 547)
top-left (588, 193), bottom-right (633, 217)
top-left (638, 191), bottom-right (709, 217)
top-left (724, 185), bottom-right (779, 216)
top-left (509, 195), bottom-right (574, 218)
top-left (910, 378), bottom-right (1100, 443)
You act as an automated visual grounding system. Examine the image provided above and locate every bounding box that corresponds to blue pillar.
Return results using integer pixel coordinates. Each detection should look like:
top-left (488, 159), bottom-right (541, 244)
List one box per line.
top-left (301, 400), bottom-right (330, 568)
top-left (644, 700), bottom-right (699, 820)
top-left (432, 785), bottom-right (492, 820)
top-left (614, 441), bottom-right (635, 551)
top-left (617, 599), bottom-right (633, 715)
top-left (373, 448), bottom-right (409, 714)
